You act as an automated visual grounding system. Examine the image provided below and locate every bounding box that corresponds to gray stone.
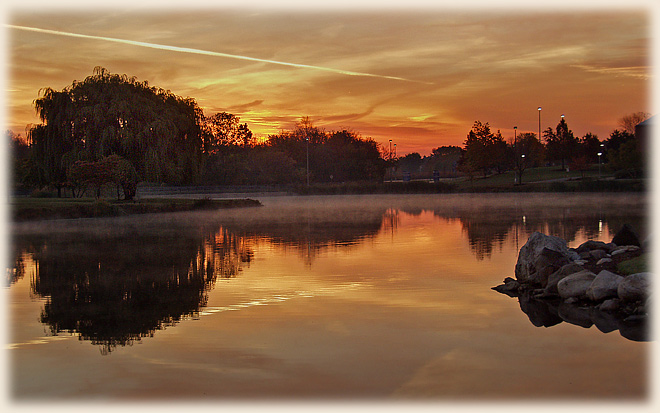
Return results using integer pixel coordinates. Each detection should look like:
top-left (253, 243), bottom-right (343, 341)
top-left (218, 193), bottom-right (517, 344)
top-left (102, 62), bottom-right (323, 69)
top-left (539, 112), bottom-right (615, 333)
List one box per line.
top-left (589, 249), bottom-right (609, 260)
top-left (515, 232), bottom-right (577, 286)
top-left (586, 270), bottom-right (624, 302)
top-left (599, 299), bottom-right (620, 312)
top-left (576, 240), bottom-right (609, 253)
top-left (618, 273), bottom-right (651, 302)
top-left (596, 257), bottom-right (613, 266)
top-left (558, 302), bottom-right (593, 328)
top-left (611, 248), bottom-right (627, 257)
top-left (557, 270), bottom-right (597, 300)
top-left (589, 307), bottom-right (619, 333)
top-left (492, 279), bottom-right (521, 295)
top-left (545, 263), bottom-right (585, 294)
top-left (612, 224), bottom-right (641, 247)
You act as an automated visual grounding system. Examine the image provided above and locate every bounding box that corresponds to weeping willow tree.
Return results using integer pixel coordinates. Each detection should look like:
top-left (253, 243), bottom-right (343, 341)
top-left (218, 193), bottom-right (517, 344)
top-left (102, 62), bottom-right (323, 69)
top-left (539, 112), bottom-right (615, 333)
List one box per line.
top-left (28, 67), bottom-right (204, 195)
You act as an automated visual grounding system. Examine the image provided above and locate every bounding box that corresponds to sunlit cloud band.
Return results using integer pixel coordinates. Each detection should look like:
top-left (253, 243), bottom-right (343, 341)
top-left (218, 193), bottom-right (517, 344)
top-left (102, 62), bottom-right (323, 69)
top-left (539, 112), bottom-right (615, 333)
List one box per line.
top-left (7, 24), bottom-right (430, 84)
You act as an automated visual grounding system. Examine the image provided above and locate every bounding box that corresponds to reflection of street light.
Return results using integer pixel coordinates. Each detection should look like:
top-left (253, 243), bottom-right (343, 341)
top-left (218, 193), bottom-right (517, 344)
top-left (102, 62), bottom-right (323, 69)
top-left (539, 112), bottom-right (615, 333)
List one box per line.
top-left (597, 152), bottom-right (602, 179)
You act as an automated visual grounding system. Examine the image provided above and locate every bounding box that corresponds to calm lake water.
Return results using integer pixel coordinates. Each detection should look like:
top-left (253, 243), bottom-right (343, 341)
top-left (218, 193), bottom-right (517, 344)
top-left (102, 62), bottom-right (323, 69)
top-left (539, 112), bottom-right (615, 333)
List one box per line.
top-left (5, 193), bottom-right (651, 401)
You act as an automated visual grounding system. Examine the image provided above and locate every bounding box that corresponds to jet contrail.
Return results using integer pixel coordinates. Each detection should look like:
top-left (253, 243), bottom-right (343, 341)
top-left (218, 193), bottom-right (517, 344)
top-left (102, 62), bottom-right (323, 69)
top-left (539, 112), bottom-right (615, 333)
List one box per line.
top-left (7, 24), bottom-right (429, 84)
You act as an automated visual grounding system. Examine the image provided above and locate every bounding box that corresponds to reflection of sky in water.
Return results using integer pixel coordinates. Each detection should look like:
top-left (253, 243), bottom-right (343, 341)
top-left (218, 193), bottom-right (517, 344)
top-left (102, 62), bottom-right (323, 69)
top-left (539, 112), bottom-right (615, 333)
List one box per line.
top-left (7, 194), bottom-right (648, 399)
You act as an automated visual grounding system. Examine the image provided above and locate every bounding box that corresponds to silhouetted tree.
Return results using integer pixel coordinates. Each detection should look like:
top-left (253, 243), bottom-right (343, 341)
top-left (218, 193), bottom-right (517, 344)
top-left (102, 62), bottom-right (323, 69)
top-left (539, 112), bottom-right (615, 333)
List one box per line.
top-left (27, 67), bottom-right (204, 194)
top-left (618, 112), bottom-right (650, 135)
top-left (511, 132), bottom-right (544, 184)
top-left (202, 112), bottom-right (253, 153)
top-left (460, 121), bottom-right (508, 178)
top-left (543, 118), bottom-right (578, 170)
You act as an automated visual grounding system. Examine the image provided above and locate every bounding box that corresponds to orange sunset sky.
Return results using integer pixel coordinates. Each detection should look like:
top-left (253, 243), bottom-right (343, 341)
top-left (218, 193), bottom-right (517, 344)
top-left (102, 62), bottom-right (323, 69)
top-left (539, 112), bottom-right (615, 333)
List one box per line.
top-left (2, 1), bottom-right (653, 155)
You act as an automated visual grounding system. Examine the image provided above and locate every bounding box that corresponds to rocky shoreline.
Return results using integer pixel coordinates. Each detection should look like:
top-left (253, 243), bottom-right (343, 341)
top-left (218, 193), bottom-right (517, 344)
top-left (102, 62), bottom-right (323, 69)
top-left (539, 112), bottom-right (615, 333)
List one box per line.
top-left (493, 225), bottom-right (651, 341)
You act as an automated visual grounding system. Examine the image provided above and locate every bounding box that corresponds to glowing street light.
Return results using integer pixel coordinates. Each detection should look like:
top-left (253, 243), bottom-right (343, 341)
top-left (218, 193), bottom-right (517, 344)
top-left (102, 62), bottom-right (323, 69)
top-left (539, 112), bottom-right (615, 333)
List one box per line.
top-left (538, 107), bottom-right (542, 140)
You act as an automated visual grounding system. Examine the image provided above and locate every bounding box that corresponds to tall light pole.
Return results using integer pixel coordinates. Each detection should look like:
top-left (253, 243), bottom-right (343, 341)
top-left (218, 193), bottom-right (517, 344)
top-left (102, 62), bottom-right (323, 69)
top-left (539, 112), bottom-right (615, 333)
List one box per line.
top-left (394, 143), bottom-right (397, 159)
top-left (597, 152), bottom-right (602, 179)
top-left (513, 126), bottom-right (518, 184)
top-left (389, 139), bottom-right (392, 161)
top-left (306, 136), bottom-right (309, 186)
top-left (538, 107), bottom-right (542, 140)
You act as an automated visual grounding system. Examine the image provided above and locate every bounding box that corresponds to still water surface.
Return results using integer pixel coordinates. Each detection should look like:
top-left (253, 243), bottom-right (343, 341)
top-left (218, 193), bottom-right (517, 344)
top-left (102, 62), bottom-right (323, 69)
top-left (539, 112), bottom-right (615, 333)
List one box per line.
top-left (6, 193), bottom-right (650, 400)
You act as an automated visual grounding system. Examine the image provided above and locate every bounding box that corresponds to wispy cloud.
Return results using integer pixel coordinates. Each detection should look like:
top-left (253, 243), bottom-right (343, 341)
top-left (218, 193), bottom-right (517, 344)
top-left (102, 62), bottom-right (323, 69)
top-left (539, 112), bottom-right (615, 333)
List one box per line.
top-left (6, 24), bottom-right (431, 84)
top-left (572, 64), bottom-right (650, 80)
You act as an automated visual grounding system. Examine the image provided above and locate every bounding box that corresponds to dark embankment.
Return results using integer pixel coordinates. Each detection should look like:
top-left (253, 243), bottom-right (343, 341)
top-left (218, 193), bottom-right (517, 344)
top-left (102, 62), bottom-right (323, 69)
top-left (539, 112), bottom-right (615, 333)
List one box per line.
top-left (11, 198), bottom-right (262, 222)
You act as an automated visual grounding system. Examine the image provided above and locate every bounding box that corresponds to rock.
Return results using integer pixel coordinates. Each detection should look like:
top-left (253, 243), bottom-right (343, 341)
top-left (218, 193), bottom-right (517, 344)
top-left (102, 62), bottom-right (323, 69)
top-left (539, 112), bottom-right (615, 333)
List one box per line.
top-left (515, 232), bottom-right (578, 286)
top-left (596, 258), bottom-right (613, 266)
top-left (545, 263), bottom-right (585, 295)
top-left (619, 318), bottom-right (649, 342)
top-left (618, 273), bottom-right (651, 302)
top-left (611, 248), bottom-right (628, 257)
top-left (492, 279), bottom-right (521, 296)
top-left (599, 298), bottom-right (620, 312)
top-left (518, 293), bottom-right (563, 328)
top-left (557, 270), bottom-right (597, 300)
top-left (558, 302), bottom-right (593, 328)
top-left (589, 249), bottom-right (609, 260)
top-left (611, 224), bottom-right (641, 247)
top-left (589, 307), bottom-right (619, 333)
top-left (576, 240), bottom-right (609, 253)
top-left (586, 270), bottom-right (624, 301)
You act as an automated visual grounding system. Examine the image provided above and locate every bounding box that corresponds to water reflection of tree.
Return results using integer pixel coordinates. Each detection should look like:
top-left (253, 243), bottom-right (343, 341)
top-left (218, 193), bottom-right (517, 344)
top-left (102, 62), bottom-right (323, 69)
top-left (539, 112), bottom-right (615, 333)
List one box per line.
top-left (10, 225), bottom-right (252, 354)
top-left (220, 210), bottom-right (387, 265)
top-left (429, 204), bottom-right (646, 261)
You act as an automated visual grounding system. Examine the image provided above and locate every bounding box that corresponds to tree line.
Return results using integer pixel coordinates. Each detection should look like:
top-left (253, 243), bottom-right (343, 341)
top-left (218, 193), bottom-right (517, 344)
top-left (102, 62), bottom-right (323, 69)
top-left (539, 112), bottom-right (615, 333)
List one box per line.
top-left (397, 112), bottom-right (647, 184)
top-left (8, 67), bottom-right (648, 198)
top-left (9, 67), bottom-right (387, 199)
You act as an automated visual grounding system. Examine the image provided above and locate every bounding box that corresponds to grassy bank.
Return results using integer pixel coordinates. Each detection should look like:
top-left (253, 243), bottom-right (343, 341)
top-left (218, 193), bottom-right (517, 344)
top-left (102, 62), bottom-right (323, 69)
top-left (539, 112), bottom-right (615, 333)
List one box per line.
top-left (11, 197), bottom-right (262, 222)
top-left (292, 176), bottom-right (645, 195)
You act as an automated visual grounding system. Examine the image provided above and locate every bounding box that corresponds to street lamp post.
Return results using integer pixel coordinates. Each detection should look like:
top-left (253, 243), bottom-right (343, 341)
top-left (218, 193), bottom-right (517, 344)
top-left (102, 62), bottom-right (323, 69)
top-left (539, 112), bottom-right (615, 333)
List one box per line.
top-left (538, 107), bottom-right (542, 140)
top-left (513, 126), bottom-right (518, 184)
top-left (306, 136), bottom-right (309, 186)
top-left (597, 152), bottom-right (602, 179)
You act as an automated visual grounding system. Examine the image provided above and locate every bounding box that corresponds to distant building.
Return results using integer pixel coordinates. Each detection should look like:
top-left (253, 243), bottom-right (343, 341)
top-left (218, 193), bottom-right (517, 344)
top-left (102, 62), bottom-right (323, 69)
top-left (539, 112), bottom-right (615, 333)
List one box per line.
top-left (634, 115), bottom-right (653, 153)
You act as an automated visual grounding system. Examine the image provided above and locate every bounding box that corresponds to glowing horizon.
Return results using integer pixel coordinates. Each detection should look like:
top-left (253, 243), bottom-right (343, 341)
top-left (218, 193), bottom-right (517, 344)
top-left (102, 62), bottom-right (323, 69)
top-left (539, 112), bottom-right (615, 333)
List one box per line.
top-left (4, 8), bottom-right (650, 155)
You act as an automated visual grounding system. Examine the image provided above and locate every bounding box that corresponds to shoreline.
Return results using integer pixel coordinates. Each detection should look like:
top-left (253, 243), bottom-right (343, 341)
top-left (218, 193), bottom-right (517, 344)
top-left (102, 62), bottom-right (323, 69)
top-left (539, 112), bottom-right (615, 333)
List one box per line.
top-left (10, 197), bottom-right (263, 222)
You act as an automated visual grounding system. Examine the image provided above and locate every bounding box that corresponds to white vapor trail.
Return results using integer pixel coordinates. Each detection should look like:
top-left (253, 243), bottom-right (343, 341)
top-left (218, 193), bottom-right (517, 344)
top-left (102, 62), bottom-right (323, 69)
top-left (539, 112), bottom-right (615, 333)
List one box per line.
top-left (7, 24), bottom-right (429, 84)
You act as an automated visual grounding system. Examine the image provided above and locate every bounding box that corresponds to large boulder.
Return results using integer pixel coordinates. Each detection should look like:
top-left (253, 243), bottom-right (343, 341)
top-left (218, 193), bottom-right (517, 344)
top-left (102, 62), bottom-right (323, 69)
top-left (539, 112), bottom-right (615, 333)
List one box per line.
top-left (618, 273), bottom-right (651, 302)
top-left (586, 270), bottom-right (624, 302)
top-left (575, 240), bottom-right (610, 254)
top-left (515, 232), bottom-right (580, 287)
top-left (612, 224), bottom-right (641, 247)
top-left (557, 270), bottom-right (597, 300)
top-left (545, 263), bottom-right (585, 295)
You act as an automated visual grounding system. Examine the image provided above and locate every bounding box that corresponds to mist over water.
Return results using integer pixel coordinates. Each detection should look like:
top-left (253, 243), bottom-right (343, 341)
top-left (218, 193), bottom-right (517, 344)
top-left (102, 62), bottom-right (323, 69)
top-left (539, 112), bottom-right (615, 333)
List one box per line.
top-left (7, 193), bottom-right (649, 399)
